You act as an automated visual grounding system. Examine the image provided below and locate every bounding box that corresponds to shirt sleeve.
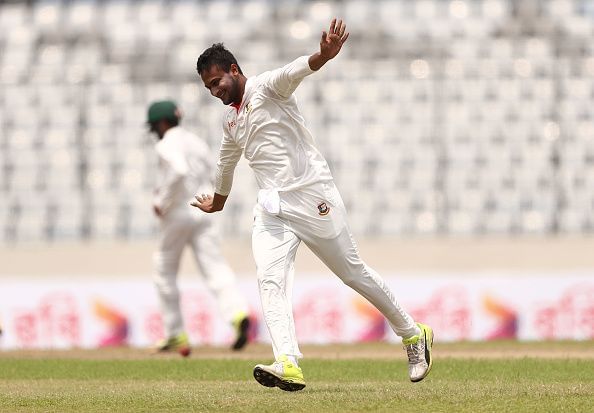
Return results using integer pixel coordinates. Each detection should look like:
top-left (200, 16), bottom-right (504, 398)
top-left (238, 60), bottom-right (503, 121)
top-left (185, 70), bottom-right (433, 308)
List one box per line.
top-left (153, 147), bottom-right (185, 214)
top-left (214, 121), bottom-right (243, 196)
top-left (267, 55), bottom-right (315, 99)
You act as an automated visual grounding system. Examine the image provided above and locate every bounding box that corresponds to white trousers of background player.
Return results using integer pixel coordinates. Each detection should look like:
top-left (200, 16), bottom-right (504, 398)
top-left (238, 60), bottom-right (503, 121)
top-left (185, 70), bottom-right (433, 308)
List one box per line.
top-left (252, 182), bottom-right (419, 360)
top-left (153, 212), bottom-right (247, 338)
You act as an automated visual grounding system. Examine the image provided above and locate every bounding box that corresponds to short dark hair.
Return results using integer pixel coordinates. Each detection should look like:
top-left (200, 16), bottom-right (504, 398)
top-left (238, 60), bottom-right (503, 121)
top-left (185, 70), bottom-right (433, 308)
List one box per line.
top-left (164, 117), bottom-right (180, 127)
top-left (196, 43), bottom-right (243, 75)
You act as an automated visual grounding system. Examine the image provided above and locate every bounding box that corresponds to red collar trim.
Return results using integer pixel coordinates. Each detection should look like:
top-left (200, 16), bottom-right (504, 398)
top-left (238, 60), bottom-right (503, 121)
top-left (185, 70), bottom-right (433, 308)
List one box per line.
top-left (231, 102), bottom-right (241, 113)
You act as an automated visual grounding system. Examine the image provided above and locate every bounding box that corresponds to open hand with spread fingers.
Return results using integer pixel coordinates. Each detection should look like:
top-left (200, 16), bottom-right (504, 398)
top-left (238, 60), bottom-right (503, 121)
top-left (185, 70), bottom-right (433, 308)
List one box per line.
top-left (190, 192), bottom-right (227, 213)
top-left (191, 193), bottom-right (214, 213)
top-left (320, 18), bottom-right (350, 61)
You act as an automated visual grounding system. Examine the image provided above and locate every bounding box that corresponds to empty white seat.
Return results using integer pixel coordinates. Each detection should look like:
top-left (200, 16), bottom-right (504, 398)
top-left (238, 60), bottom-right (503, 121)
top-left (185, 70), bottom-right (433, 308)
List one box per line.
top-left (51, 199), bottom-right (84, 239)
top-left (15, 206), bottom-right (47, 242)
top-left (1, 0), bottom-right (594, 242)
top-left (0, 3), bottom-right (28, 31)
top-left (101, 1), bottom-right (132, 26)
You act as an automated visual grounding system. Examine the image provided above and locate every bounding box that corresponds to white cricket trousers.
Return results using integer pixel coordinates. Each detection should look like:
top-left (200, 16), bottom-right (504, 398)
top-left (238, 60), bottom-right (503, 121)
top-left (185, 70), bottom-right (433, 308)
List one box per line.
top-left (153, 211), bottom-right (247, 338)
top-left (252, 182), bottom-right (418, 360)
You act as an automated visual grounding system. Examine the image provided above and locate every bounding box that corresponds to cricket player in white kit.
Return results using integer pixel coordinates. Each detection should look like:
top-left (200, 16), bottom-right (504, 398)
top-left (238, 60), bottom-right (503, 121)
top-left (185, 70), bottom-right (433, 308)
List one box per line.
top-left (193, 19), bottom-right (433, 390)
top-left (148, 100), bottom-right (251, 356)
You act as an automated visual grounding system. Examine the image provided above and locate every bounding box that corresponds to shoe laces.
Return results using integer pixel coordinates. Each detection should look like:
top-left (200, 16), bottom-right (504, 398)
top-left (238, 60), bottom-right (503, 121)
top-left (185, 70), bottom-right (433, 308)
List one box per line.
top-left (404, 338), bottom-right (424, 364)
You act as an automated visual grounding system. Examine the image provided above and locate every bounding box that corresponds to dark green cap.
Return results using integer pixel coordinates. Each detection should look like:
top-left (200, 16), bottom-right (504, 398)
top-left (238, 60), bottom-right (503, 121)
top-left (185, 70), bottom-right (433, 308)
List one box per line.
top-left (147, 100), bottom-right (181, 124)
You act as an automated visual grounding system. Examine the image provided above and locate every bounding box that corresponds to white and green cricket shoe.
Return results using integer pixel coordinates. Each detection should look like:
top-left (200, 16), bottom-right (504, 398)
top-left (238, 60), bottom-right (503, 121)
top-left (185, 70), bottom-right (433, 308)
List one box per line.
top-left (253, 355), bottom-right (306, 392)
top-left (402, 322), bottom-right (434, 382)
top-left (153, 332), bottom-right (191, 357)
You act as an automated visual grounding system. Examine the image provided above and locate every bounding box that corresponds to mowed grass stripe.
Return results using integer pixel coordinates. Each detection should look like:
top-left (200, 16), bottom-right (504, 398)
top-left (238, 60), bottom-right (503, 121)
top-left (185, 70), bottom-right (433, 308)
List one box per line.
top-left (0, 358), bottom-right (254, 380)
top-left (0, 358), bottom-right (592, 381)
top-left (0, 358), bottom-right (592, 413)
top-left (0, 380), bottom-right (590, 413)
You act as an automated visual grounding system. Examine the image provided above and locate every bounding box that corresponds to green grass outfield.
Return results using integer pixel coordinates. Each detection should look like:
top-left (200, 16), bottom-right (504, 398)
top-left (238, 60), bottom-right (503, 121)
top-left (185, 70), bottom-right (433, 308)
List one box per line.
top-left (0, 341), bottom-right (592, 413)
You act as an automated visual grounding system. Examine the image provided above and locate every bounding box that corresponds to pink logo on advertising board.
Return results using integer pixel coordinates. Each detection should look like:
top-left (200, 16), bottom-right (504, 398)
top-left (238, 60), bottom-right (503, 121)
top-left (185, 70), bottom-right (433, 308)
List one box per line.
top-left (483, 295), bottom-right (518, 340)
top-left (409, 286), bottom-right (471, 340)
top-left (13, 313), bottom-right (36, 346)
top-left (143, 291), bottom-right (215, 345)
top-left (94, 300), bottom-right (129, 347)
top-left (352, 298), bottom-right (385, 342)
top-left (144, 310), bottom-right (164, 343)
top-left (533, 284), bottom-right (594, 339)
top-left (183, 291), bottom-right (214, 345)
top-left (14, 293), bottom-right (80, 348)
top-left (294, 290), bottom-right (342, 342)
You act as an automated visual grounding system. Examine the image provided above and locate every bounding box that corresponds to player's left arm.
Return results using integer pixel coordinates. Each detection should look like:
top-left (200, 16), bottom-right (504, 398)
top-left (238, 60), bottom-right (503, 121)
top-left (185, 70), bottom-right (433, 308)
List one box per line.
top-left (190, 120), bottom-right (239, 214)
top-left (153, 147), bottom-right (187, 216)
top-left (191, 192), bottom-right (227, 213)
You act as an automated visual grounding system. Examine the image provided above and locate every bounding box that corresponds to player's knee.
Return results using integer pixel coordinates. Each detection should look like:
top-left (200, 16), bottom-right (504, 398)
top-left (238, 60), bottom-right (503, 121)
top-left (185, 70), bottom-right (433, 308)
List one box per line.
top-left (152, 279), bottom-right (179, 298)
top-left (340, 274), bottom-right (358, 288)
top-left (257, 272), bottom-right (283, 291)
top-left (153, 252), bottom-right (179, 274)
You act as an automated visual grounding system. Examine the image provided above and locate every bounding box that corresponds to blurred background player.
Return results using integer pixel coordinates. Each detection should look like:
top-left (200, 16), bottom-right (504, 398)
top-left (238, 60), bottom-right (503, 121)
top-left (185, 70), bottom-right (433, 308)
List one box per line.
top-left (193, 20), bottom-right (433, 390)
top-left (148, 100), bottom-right (251, 356)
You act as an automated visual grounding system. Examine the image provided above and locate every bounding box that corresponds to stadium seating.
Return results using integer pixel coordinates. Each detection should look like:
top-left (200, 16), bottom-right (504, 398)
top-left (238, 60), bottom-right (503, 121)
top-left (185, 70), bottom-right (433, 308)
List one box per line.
top-left (1, 0), bottom-right (594, 243)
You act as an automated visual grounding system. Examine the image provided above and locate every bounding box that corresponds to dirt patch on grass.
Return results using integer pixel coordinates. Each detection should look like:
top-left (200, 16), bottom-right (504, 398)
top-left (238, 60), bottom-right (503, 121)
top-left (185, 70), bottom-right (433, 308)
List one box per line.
top-left (1, 341), bottom-right (593, 360)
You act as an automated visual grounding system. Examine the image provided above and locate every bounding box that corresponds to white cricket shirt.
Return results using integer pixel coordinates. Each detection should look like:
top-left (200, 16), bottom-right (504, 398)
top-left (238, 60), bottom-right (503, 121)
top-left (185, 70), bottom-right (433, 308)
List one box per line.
top-left (214, 55), bottom-right (334, 197)
top-left (154, 126), bottom-right (214, 215)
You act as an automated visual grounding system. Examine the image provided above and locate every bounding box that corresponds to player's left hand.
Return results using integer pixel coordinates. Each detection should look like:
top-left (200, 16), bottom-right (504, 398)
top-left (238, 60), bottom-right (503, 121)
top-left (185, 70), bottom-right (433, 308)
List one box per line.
top-left (191, 193), bottom-right (215, 213)
top-left (320, 18), bottom-right (349, 60)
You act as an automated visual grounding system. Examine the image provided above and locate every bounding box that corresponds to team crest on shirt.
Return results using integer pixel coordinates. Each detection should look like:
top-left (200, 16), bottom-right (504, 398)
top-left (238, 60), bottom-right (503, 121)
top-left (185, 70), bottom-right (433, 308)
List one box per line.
top-left (317, 202), bottom-right (330, 216)
top-left (244, 101), bottom-right (252, 114)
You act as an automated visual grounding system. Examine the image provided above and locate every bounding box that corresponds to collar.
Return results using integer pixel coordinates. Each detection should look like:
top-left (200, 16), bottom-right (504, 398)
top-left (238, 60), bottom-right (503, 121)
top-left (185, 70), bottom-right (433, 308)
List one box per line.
top-left (230, 102), bottom-right (241, 113)
top-left (229, 77), bottom-right (253, 113)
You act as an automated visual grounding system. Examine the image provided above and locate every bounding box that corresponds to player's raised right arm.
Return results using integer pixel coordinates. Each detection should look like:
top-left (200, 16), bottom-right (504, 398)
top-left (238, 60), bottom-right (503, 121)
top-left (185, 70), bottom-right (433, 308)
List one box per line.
top-left (268, 19), bottom-right (349, 99)
top-left (308, 18), bottom-right (349, 71)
